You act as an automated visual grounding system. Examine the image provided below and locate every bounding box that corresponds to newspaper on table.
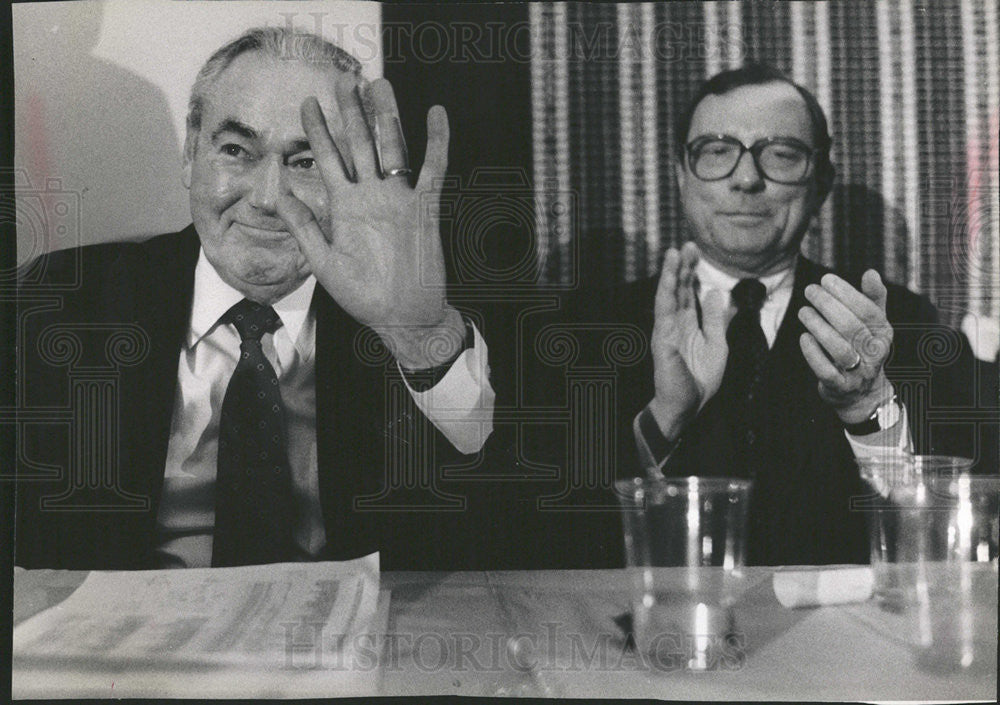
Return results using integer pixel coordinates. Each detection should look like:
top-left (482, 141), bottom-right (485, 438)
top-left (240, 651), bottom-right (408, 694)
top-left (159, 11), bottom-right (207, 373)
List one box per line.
top-left (13, 554), bottom-right (389, 698)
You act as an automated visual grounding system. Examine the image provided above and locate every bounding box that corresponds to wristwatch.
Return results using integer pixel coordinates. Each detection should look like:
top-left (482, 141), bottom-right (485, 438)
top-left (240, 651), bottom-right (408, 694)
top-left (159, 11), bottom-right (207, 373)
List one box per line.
top-left (843, 394), bottom-right (902, 436)
top-left (399, 317), bottom-right (475, 392)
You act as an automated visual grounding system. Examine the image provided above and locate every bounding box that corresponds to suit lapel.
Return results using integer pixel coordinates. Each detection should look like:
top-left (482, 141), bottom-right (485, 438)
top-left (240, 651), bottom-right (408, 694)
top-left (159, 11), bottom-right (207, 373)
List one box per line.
top-left (762, 256), bottom-right (833, 470)
top-left (120, 228), bottom-right (200, 527)
top-left (770, 257), bottom-right (824, 355)
top-left (313, 288), bottom-right (343, 518)
top-left (312, 288), bottom-right (380, 558)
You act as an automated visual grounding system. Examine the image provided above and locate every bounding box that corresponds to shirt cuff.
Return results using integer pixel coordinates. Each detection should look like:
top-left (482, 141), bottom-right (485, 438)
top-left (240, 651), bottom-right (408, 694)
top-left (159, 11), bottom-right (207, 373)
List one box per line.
top-left (633, 404), bottom-right (680, 477)
top-left (399, 323), bottom-right (495, 454)
top-left (845, 403), bottom-right (913, 458)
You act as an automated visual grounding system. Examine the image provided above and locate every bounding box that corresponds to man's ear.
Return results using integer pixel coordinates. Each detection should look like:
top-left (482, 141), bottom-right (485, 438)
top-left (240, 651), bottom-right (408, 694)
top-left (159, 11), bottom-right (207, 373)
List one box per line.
top-left (181, 128), bottom-right (196, 189)
top-left (815, 162), bottom-right (835, 209)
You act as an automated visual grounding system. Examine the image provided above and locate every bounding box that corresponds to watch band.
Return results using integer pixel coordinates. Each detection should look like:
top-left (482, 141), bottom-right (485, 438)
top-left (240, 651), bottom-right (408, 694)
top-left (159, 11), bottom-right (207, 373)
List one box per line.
top-left (399, 317), bottom-right (475, 392)
top-left (844, 394), bottom-right (901, 436)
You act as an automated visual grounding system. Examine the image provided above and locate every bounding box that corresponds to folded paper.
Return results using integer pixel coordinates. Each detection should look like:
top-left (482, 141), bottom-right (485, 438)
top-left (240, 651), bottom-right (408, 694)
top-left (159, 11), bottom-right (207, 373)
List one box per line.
top-left (773, 567), bottom-right (874, 608)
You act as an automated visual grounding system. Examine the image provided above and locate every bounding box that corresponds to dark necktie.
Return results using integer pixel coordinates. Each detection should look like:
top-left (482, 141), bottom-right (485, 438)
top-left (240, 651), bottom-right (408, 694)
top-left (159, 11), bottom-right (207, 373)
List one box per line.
top-left (721, 278), bottom-right (769, 425)
top-left (212, 299), bottom-right (295, 567)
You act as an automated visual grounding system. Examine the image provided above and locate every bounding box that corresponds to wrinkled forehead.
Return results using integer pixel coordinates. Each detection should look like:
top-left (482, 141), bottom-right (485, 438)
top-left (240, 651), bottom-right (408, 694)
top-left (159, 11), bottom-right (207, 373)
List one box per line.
top-left (199, 51), bottom-right (359, 137)
top-left (687, 82), bottom-right (814, 146)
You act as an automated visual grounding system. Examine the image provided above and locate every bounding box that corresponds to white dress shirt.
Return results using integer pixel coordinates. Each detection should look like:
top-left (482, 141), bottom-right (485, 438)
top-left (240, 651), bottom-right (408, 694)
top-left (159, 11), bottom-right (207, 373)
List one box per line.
top-left (154, 250), bottom-right (495, 568)
top-left (694, 257), bottom-right (796, 348)
top-left (635, 256), bottom-right (911, 471)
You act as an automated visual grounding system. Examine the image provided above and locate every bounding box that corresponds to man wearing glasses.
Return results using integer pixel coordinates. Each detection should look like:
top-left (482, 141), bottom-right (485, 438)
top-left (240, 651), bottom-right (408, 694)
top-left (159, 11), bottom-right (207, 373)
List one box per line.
top-left (633, 63), bottom-right (960, 565)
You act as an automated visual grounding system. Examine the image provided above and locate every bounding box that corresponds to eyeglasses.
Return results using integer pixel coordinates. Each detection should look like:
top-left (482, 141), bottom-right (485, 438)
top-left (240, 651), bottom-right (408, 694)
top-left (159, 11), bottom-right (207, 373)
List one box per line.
top-left (685, 135), bottom-right (818, 185)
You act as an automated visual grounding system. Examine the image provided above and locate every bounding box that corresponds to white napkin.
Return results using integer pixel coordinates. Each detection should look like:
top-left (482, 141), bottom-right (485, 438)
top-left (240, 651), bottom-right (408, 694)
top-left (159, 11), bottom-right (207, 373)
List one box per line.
top-left (772, 567), bottom-right (874, 608)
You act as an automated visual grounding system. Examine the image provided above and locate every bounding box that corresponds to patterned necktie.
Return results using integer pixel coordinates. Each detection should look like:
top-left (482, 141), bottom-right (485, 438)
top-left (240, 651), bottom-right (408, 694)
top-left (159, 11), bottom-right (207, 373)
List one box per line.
top-left (721, 278), bottom-right (769, 417)
top-left (212, 299), bottom-right (295, 567)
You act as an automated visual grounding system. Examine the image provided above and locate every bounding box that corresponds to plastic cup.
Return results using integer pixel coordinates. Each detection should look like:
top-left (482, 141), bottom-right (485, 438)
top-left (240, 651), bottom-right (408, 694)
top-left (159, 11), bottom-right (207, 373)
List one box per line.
top-left (856, 455), bottom-right (999, 673)
top-left (615, 476), bottom-right (752, 672)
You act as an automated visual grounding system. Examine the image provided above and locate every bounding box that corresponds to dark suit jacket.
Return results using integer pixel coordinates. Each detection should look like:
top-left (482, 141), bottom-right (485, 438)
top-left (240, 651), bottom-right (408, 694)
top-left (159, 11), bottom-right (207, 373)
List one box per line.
top-left (489, 256), bottom-right (996, 568)
top-left (13, 227), bottom-right (499, 570)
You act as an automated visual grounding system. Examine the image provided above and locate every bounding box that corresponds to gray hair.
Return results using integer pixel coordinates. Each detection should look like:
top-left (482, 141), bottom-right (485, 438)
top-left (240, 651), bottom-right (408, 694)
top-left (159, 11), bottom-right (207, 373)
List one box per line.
top-left (186, 26), bottom-right (362, 133)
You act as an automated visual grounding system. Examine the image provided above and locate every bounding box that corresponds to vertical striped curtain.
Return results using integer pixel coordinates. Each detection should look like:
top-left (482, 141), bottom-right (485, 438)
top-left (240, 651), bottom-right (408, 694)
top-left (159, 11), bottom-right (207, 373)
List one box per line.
top-left (530, 0), bottom-right (998, 333)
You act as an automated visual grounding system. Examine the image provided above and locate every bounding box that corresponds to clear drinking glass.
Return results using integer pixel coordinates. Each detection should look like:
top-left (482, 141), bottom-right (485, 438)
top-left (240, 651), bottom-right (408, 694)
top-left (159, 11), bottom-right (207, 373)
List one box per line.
top-left (615, 476), bottom-right (752, 672)
top-left (856, 455), bottom-right (999, 673)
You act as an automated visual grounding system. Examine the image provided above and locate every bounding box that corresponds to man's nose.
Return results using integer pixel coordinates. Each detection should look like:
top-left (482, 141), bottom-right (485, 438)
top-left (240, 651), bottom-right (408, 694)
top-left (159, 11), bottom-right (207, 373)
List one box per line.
top-left (729, 149), bottom-right (766, 191)
top-left (247, 158), bottom-right (286, 212)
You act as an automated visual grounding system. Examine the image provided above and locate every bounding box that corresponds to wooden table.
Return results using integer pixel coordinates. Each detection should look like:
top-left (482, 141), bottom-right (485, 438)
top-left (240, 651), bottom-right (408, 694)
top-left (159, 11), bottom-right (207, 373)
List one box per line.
top-left (12, 566), bottom-right (997, 700)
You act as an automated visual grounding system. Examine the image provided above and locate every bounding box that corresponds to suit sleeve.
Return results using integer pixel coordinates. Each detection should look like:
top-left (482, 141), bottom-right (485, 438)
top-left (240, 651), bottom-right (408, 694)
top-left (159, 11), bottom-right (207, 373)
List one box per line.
top-left (884, 284), bottom-right (998, 473)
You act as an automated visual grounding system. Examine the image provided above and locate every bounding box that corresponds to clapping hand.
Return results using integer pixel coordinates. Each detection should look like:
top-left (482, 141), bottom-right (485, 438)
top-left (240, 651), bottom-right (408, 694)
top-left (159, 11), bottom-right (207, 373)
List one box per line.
top-left (276, 74), bottom-right (464, 370)
top-left (649, 242), bottom-right (730, 439)
top-left (798, 270), bottom-right (896, 423)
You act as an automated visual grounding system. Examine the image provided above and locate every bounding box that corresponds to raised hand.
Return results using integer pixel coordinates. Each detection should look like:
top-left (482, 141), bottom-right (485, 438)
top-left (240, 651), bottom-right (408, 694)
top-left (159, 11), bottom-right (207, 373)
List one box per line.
top-left (276, 74), bottom-right (464, 370)
top-left (648, 242), bottom-right (730, 439)
top-left (797, 270), bottom-right (896, 423)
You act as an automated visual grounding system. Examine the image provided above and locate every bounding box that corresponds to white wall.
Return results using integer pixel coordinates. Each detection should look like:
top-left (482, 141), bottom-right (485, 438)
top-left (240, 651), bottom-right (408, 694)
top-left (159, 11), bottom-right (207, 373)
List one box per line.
top-left (14, 0), bottom-right (382, 265)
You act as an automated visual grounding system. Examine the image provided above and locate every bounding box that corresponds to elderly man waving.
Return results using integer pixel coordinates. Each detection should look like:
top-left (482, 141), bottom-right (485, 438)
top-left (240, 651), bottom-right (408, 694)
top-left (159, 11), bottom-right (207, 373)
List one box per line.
top-left (15, 27), bottom-right (495, 570)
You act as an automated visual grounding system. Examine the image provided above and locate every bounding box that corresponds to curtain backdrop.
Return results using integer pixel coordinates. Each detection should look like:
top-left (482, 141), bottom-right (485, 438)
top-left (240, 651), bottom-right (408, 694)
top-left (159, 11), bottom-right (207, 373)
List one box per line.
top-left (530, 0), bottom-right (998, 336)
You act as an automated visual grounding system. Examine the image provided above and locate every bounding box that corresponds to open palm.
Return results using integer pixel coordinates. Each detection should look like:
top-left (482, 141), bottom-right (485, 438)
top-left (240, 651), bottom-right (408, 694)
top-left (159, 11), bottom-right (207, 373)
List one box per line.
top-left (276, 76), bottom-right (462, 369)
top-left (650, 243), bottom-right (730, 434)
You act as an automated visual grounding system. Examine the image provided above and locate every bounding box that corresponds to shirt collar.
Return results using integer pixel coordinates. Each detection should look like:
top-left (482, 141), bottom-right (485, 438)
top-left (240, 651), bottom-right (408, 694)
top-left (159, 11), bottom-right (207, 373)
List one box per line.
top-left (188, 249), bottom-right (317, 352)
top-left (695, 255), bottom-right (797, 301)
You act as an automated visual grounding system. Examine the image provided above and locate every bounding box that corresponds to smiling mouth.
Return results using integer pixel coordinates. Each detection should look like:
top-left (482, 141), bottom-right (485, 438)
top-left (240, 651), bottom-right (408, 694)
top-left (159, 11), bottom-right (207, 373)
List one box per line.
top-left (723, 212), bottom-right (770, 223)
top-left (234, 222), bottom-right (291, 239)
